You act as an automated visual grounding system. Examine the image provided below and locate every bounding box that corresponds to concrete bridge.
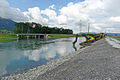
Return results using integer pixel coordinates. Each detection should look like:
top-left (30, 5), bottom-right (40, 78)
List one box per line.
top-left (16, 33), bottom-right (48, 39)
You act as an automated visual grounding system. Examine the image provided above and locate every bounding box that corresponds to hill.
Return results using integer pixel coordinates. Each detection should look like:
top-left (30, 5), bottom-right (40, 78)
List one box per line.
top-left (0, 17), bottom-right (16, 31)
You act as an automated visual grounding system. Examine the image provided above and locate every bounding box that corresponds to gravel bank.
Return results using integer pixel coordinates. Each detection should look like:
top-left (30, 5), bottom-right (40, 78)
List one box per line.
top-left (35, 38), bottom-right (120, 80)
top-left (2, 37), bottom-right (120, 80)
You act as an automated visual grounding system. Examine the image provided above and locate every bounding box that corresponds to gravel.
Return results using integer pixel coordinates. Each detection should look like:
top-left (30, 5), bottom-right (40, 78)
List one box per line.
top-left (2, 37), bottom-right (120, 80)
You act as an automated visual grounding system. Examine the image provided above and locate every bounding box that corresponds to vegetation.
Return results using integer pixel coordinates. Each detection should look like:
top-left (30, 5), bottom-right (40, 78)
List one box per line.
top-left (112, 36), bottom-right (120, 39)
top-left (0, 38), bottom-right (17, 42)
top-left (0, 30), bottom-right (11, 33)
top-left (107, 35), bottom-right (120, 39)
top-left (0, 21), bottom-right (74, 41)
top-left (48, 34), bottom-right (75, 38)
top-left (0, 17), bottom-right (16, 31)
top-left (14, 22), bottom-right (73, 34)
top-left (0, 34), bottom-right (17, 40)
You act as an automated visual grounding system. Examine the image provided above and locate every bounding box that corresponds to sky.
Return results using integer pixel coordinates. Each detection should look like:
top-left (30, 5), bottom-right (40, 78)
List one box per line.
top-left (6, 0), bottom-right (84, 11)
top-left (1, 0), bottom-right (120, 33)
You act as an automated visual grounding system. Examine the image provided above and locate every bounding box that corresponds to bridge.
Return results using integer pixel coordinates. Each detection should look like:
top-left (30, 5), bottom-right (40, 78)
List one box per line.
top-left (16, 33), bottom-right (48, 39)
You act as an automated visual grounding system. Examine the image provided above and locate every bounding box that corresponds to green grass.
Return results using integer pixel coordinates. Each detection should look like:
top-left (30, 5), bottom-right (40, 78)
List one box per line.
top-left (0, 34), bottom-right (17, 41)
top-left (0, 34), bottom-right (17, 38)
top-left (113, 36), bottom-right (120, 39)
top-left (48, 34), bottom-right (76, 38)
top-left (0, 34), bottom-right (76, 41)
top-left (0, 38), bottom-right (17, 42)
top-left (107, 35), bottom-right (120, 39)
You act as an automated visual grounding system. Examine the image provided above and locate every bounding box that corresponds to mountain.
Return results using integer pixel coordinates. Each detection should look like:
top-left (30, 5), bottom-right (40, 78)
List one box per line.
top-left (0, 17), bottom-right (16, 31)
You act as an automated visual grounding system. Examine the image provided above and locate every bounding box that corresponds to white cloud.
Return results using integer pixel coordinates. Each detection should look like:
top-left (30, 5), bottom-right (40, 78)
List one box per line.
top-left (49, 4), bottom-right (56, 10)
top-left (103, 0), bottom-right (120, 16)
top-left (1, 0), bottom-right (120, 33)
top-left (23, 7), bottom-right (48, 25)
top-left (57, 15), bottom-right (67, 25)
top-left (58, 0), bottom-right (104, 33)
top-left (0, 0), bottom-right (28, 21)
top-left (41, 8), bottom-right (57, 21)
top-left (110, 16), bottom-right (120, 22)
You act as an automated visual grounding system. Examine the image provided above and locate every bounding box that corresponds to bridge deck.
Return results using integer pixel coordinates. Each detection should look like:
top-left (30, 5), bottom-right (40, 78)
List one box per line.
top-left (17, 34), bottom-right (47, 36)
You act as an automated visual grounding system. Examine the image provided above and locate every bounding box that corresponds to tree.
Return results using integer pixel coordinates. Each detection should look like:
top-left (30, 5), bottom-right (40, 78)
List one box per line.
top-left (14, 22), bottom-right (73, 34)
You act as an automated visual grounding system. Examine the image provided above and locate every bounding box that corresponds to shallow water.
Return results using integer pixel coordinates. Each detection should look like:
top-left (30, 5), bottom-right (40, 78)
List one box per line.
top-left (105, 37), bottom-right (120, 48)
top-left (0, 37), bottom-right (85, 77)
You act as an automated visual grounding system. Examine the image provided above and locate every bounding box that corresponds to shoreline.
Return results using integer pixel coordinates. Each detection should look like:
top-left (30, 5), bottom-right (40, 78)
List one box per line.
top-left (2, 42), bottom-right (90, 80)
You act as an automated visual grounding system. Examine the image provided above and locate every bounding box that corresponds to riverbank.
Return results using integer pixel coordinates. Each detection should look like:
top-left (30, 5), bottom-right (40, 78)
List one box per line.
top-left (2, 37), bottom-right (120, 80)
top-left (48, 34), bottom-right (75, 38)
top-left (0, 34), bottom-right (17, 41)
top-left (113, 36), bottom-right (120, 39)
top-left (0, 34), bottom-right (75, 41)
top-left (108, 35), bottom-right (120, 39)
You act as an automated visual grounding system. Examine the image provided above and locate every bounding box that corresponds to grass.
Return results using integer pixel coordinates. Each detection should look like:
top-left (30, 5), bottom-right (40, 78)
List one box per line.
top-left (0, 34), bottom-right (76, 41)
top-left (0, 34), bottom-right (17, 41)
top-left (113, 36), bottom-right (120, 39)
top-left (107, 35), bottom-right (120, 39)
top-left (48, 34), bottom-right (76, 38)
top-left (0, 38), bottom-right (17, 42)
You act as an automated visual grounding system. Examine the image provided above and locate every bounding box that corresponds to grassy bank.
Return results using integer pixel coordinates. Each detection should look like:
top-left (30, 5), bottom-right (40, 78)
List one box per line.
top-left (0, 34), bottom-right (76, 41)
top-left (107, 35), bottom-right (120, 39)
top-left (0, 34), bottom-right (17, 41)
top-left (113, 36), bottom-right (120, 39)
top-left (48, 34), bottom-right (76, 38)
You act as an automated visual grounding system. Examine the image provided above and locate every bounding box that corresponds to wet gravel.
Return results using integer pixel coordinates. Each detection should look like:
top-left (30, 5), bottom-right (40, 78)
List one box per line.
top-left (2, 37), bottom-right (120, 80)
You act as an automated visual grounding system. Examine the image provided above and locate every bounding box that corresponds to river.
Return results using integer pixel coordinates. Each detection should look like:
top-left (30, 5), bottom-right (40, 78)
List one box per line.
top-left (0, 37), bottom-right (85, 78)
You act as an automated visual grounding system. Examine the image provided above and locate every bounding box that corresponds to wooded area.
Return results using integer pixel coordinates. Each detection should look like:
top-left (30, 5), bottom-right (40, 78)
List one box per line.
top-left (14, 22), bottom-right (73, 34)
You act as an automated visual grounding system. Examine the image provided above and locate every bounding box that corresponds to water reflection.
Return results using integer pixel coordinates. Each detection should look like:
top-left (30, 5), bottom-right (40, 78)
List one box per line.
top-left (106, 37), bottom-right (120, 48)
top-left (73, 44), bottom-right (77, 51)
top-left (15, 39), bottom-right (55, 50)
top-left (0, 37), bottom-right (86, 78)
top-left (0, 42), bottom-right (23, 77)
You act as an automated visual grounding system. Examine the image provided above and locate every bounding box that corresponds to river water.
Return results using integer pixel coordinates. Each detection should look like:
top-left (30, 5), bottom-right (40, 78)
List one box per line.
top-left (0, 37), bottom-right (85, 78)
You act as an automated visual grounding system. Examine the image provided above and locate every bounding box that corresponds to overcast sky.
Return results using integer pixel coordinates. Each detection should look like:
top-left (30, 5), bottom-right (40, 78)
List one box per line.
top-left (1, 0), bottom-right (120, 33)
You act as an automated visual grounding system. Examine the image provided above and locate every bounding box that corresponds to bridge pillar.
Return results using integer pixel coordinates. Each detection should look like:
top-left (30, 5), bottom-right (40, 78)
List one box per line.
top-left (38, 35), bottom-right (40, 39)
top-left (19, 35), bottom-right (22, 39)
top-left (35, 35), bottom-right (36, 39)
top-left (27, 35), bottom-right (29, 40)
top-left (44, 34), bottom-right (48, 39)
top-left (17, 34), bottom-right (19, 40)
top-left (17, 34), bottom-right (49, 40)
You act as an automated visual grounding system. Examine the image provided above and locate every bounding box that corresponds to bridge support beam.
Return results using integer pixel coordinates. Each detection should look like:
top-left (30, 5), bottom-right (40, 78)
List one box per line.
top-left (17, 34), bottom-right (48, 40)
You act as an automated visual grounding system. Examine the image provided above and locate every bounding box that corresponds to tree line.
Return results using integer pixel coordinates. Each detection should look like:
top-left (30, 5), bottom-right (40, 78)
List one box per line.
top-left (14, 22), bottom-right (73, 34)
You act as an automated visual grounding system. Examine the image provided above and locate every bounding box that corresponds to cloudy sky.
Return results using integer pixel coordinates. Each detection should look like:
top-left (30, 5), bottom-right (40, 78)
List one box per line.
top-left (1, 0), bottom-right (120, 33)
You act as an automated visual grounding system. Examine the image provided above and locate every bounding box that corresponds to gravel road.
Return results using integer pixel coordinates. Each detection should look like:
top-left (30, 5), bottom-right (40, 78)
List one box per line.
top-left (35, 38), bottom-right (120, 80)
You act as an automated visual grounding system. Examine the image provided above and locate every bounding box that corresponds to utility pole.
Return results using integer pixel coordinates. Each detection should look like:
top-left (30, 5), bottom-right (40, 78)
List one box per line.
top-left (88, 22), bottom-right (90, 34)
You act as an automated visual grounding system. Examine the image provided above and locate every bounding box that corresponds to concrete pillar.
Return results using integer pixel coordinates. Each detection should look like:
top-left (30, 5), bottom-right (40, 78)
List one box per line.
top-left (35, 35), bottom-right (36, 39)
top-left (19, 35), bottom-right (21, 40)
top-left (17, 34), bottom-right (19, 40)
top-left (30, 35), bottom-right (32, 39)
top-left (39, 35), bottom-right (40, 39)
top-left (27, 35), bottom-right (29, 40)
top-left (45, 34), bottom-right (48, 39)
